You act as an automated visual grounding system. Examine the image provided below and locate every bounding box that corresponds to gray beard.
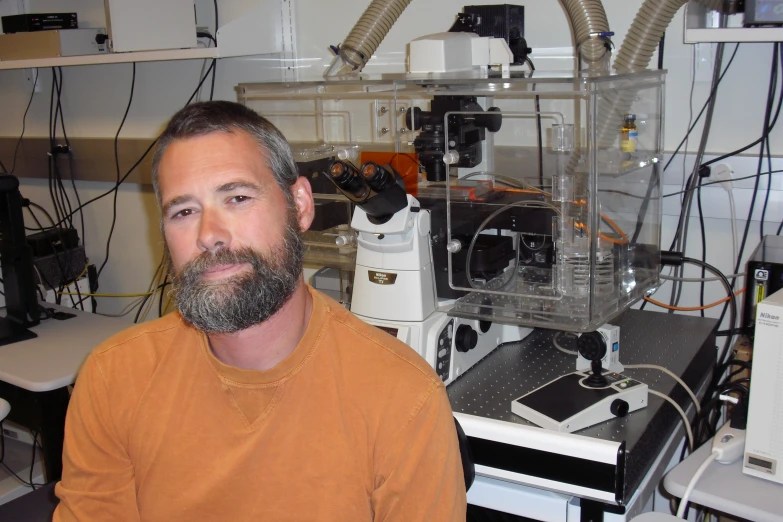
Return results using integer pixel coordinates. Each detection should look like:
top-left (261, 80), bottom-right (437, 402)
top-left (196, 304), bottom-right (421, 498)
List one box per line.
top-left (168, 216), bottom-right (304, 334)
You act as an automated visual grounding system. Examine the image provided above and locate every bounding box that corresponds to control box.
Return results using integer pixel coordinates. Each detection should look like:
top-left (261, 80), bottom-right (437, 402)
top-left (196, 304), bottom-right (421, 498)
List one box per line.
top-left (512, 370), bottom-right (648, 433)
top-left (0, 28), bottom-right (107, 60)
top-left (1, 12), bottom-right (77, 33)
top-left (743, 235), bottom-right (783, 336)
top-left (104, 0), bottom-right (196, 52)
top-left (743, 287), bottom-right (783, 484)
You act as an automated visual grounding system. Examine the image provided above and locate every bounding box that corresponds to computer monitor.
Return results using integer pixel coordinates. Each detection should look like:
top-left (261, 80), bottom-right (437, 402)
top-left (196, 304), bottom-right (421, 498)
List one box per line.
top-left (0, 174), bottom-right (39, 346)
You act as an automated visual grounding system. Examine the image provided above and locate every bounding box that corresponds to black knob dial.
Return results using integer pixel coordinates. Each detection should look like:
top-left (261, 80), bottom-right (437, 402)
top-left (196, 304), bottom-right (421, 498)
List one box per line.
top-left (475, 106), bottom-right (503, 132)
top-left (405, 107), bottom-right (423, 131)
top-left (610, 399), bottom-right (629, 418)
top-left (577, 331), bottom-right (607, 362)
top-left (455, 325), bottom-right (478, 353)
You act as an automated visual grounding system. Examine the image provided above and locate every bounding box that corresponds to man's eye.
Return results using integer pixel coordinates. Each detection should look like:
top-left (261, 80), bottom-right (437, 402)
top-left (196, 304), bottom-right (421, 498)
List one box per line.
top-left (172, 208), bottom-right (193, 219)
top-left (231, 195), bottom-right (251, 203)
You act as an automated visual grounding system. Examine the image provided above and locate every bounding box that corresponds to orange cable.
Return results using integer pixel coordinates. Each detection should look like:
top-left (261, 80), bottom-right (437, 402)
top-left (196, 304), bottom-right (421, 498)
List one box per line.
top-left (644, 288), bottom-right (745, 311)
top-left (496, 187), bottom-right (630, 245)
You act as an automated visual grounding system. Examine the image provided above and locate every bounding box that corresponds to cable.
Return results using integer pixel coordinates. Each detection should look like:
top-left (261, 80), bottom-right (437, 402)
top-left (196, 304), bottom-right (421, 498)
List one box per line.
top-left (98, 62), bottom-right (136, 281)
top-left (58, 291), bottom-right (155, 298)
top-left (663, 44), bottom-right (740, 172)
top-left (96, 295), bottom-right (148, 318)
top-left (663, 169), bottom-right (783, 198)
top-left (525, 57), bottom-right (544, 187)
top-left (208, 0), bottom-right (219, 101)
top-left (0, 423), bottom-right (45, 489)
top-left (676, 452), bottom-right (718, 518)
top-left (40, 60), bottom-right (218, 231)
top-left (717, 42), bottom-right (783, 332)
top-left (644, 288), bottom-right (744, 311)
top-left (727, 190), bottom-right (738, 264)
top-left (660, 272), bottom-right (744, 283)
top-left (669, 40), bottom-right (726, 311)
top-left (135, 254), bottom-right (166, 323)
top-left (625, 364), bottom-right (700, 414)
top-left (759, 43), bottom-right (782, 239)
top-left (552, 331), bottom-right (578, 356)
top-left (650, 389), bottom-right (694, 453)
top-left (9, 68), bottom-right (38, 175)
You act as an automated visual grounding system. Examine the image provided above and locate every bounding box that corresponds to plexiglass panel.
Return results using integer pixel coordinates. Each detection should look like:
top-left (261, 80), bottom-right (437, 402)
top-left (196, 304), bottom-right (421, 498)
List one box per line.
top-left (239, 69), bottom-right (664, 331)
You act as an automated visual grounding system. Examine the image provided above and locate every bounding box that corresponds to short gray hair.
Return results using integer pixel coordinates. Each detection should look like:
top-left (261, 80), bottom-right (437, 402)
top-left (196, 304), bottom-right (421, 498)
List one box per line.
top-left (151, 101), bottom-right (299, 203)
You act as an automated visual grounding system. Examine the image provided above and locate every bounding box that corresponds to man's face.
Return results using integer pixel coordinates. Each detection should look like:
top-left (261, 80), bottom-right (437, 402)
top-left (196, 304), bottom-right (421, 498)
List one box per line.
top-left (157, 130), bottom-right (313, 333)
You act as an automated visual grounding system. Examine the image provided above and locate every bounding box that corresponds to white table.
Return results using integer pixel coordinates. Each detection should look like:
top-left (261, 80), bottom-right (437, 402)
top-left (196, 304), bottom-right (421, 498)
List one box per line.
top-left (0, 307), bottom-right (127, 482)
top-left (663, 436), bottom-right (783, 522)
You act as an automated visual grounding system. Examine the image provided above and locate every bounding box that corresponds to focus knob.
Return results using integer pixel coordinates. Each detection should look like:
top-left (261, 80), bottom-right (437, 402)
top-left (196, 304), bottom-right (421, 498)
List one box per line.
top-left (405, 107), bottom-right (423, 131)
top-left (455, 325), bottom-right (478, 353)
top-left (610, 399), bottom-right (629, 418)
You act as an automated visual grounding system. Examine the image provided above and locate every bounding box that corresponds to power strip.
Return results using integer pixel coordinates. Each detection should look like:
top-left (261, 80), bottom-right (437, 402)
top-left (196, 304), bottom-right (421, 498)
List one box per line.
top-left (1, 421), bottom-right (36, 446)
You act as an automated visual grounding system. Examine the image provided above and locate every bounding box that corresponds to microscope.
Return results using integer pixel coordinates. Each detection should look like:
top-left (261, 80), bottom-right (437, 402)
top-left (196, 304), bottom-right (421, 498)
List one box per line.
top-left (323, 158), bottom-right (526, 384)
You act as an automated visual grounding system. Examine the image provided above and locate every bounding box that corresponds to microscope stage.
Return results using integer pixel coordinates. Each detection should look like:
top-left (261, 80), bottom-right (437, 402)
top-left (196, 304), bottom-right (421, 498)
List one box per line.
top-left (511, 370), bottom-right (648, 433)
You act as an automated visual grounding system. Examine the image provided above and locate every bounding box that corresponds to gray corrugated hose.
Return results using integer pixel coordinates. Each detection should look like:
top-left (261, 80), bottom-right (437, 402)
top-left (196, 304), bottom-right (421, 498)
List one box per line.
top-left (591, 0), bottom-right (737, 151)
top-left (560, 0), bottom-right (612, 69)
top-left (324, 0), bottom-right (414, 77)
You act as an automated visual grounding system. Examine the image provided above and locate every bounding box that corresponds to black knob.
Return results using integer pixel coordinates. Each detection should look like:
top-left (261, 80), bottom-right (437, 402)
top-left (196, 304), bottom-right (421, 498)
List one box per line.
top-left (475, 107), bottom-right (503, 132)
top-left (405, 107), bottom-right (423, 131)
top-left (610, 399), bottom-right (629, 418)
top-left (455, 325), bottom-right (478, 353)
top-left (577, 331), bottom-right (607, 362)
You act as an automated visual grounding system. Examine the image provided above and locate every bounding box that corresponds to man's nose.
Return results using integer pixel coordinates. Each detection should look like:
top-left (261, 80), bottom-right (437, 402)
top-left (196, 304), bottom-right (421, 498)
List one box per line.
top-left (197, 208), bottom-right (231, 252)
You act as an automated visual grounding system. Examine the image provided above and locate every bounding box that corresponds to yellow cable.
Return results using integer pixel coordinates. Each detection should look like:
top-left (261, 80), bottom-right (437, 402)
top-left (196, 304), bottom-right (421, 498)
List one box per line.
top-left (58, 291), bottom-right (155, 298)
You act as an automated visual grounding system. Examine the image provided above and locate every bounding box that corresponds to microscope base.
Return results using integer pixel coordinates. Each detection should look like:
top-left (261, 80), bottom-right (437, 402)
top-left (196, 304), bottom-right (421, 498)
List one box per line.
top-left (511, 370), bottom-right (649, 433)
top-left (357, 312), bottom-right (530, 384)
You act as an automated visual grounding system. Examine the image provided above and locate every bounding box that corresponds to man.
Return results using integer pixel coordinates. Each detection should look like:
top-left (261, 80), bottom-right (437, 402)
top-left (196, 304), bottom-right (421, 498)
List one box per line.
top-left (53, 101), bottom-right (466, 521)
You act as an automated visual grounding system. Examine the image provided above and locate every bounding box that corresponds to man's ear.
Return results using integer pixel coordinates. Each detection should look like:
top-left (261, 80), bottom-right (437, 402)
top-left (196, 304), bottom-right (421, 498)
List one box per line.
top-left (290, 176), bottom-right (315, 232)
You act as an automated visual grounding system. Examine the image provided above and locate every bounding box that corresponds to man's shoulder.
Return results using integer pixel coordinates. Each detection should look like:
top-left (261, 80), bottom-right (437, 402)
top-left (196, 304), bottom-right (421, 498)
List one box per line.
top-left (88, 312), bottom-right (190, 371)
top-left (313, 290), bottom-right (442, 389)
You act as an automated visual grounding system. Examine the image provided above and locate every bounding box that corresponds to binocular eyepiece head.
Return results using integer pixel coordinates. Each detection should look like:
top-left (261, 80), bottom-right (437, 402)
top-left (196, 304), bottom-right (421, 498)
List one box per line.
top-left (324, 159), bottom-right (408, 221)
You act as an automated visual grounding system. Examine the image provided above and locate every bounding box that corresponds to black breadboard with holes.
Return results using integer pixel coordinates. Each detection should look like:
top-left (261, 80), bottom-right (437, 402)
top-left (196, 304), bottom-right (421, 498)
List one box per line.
top-left (447, 309), bottom-right (717, 505)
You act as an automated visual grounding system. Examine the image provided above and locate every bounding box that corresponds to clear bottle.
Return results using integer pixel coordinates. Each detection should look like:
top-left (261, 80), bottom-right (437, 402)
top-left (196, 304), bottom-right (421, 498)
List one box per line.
top-left (621, 114), bottom-right (638, 154)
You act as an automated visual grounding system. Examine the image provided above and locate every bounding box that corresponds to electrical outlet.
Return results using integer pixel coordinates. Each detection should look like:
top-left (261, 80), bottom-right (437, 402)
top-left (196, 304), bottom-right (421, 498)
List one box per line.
top-left (2, 420), bottom-right (37, 446)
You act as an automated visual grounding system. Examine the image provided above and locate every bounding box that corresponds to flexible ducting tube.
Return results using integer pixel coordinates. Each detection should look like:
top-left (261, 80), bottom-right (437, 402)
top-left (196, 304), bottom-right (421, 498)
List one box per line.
top-left (560, 0), bottom-right (612, 70)
top-left (593, 0), bottom-right (737, 148)
top-left (324, 0), bottom-right (414, 77)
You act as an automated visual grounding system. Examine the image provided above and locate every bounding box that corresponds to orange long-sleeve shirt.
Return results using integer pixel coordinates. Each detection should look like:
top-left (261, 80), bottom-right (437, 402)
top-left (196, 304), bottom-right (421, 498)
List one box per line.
top-left (54, 287), bottom-right (466, 521)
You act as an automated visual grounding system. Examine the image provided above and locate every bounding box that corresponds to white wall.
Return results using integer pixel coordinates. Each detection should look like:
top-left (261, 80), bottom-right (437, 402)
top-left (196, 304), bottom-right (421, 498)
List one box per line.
top-left (0, 0), bottom-right (780, 328)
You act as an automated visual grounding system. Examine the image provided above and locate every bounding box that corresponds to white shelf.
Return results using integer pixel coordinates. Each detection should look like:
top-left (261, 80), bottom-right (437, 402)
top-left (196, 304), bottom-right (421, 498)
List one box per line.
top-left (684, 1), bottom-right (783, 43)
top-left (0, 47), bottom-right (220, 71)
top-left (685, 27), bottom-right (783, 43)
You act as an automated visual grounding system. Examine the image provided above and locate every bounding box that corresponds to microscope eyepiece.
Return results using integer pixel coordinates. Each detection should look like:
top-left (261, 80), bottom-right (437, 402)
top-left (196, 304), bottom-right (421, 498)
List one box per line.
top-left (360, 162), bottom-right (392, 192)
top-left (329, 161), bottom-right (347, 177)
top-left (325, 160), bottom-right (369, 201)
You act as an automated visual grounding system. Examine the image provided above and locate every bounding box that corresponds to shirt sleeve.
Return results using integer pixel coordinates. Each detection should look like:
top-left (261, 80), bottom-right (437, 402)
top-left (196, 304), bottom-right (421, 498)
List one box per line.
top-left (53, 354), bottom-right (141, 522)
top-left (371, 383), bottom-right (467, 522)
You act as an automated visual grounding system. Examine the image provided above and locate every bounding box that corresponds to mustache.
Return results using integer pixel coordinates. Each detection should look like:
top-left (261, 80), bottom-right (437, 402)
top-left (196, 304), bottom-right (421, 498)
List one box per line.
top-left (176, 247), bottom-right (260, 280)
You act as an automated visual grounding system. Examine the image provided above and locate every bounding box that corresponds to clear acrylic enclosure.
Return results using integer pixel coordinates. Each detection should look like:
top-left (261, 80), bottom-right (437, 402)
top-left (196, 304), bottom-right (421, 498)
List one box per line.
top-left (238, 69), bottom-right (664, 332)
